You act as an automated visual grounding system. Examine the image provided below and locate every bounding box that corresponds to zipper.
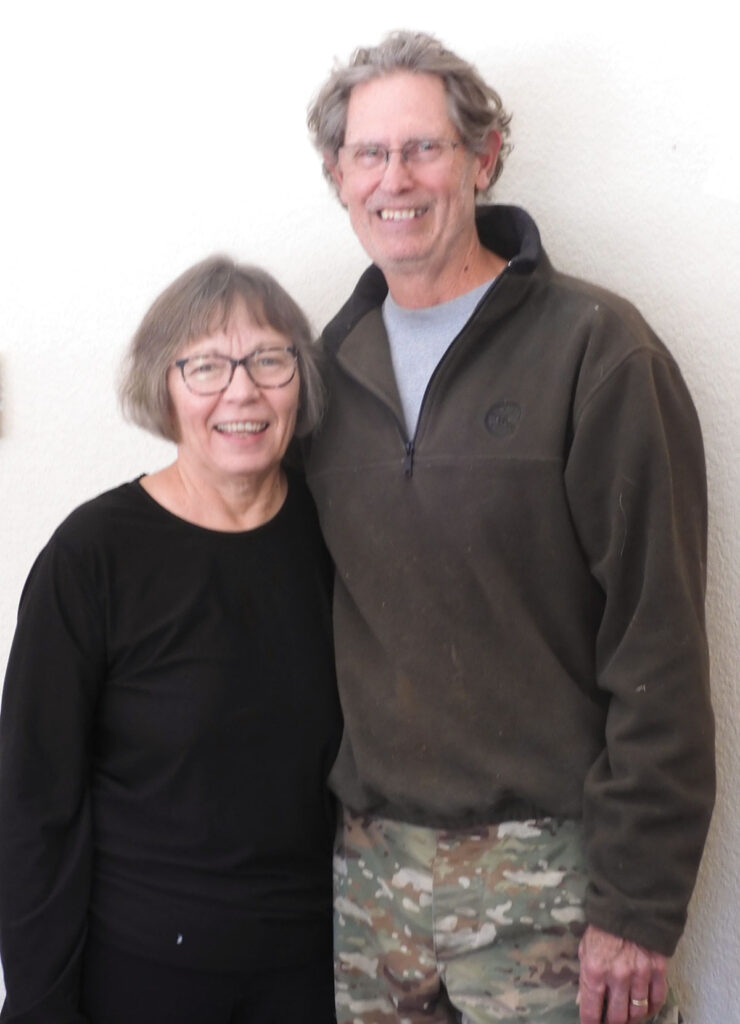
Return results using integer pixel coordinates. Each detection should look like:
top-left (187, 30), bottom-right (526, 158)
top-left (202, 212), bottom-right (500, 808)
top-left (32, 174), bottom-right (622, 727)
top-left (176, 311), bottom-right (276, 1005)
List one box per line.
top-left (404, 440), bottom-right (415, 478)
top-left (401, 262), bottom-right (513, 481)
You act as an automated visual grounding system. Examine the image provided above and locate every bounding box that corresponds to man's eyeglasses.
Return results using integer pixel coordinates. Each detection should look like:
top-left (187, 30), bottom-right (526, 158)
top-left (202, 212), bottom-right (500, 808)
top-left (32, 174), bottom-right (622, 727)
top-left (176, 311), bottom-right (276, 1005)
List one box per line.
top-left (174, 347), bottom-right (298, 395)
top-left (338, 138), bottom-right (461, 173)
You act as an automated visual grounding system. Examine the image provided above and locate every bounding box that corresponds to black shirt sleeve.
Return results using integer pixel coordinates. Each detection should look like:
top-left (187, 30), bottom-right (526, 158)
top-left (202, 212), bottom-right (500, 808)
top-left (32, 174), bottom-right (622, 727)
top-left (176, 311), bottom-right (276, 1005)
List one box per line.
top-left (0, 535), bottom-right (104, 1022)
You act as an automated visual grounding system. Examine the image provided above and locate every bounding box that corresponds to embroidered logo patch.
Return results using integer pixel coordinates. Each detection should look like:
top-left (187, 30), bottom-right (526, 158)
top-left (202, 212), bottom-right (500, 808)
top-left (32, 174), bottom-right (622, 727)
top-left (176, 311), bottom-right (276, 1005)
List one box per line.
top-left (484, 401), bottom-right (521, 438)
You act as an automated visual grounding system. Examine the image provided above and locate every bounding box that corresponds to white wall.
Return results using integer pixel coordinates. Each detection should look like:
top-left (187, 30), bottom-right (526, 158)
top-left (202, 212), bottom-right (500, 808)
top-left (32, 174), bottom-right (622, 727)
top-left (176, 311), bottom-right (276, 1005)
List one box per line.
top-left (1, 2), bottom-right (737, 1019)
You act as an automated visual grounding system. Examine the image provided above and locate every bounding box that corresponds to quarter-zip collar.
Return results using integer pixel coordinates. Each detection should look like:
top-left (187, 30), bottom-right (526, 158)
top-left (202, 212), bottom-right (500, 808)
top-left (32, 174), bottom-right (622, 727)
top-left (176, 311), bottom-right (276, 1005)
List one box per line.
top-left (324, 204), bottom-right (544, 359)
top-left (328, 205), bottom-right (546, 431)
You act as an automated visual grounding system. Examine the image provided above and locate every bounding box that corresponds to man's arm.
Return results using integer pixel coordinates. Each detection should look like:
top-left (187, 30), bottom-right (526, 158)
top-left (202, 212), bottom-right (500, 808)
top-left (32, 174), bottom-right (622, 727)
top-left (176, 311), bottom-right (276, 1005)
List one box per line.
top-left (564, 323), bottom-right (715, 951)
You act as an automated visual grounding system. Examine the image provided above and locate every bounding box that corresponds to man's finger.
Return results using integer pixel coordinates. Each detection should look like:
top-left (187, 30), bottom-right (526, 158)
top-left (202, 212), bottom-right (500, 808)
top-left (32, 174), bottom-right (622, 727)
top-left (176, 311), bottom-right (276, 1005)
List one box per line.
top-left (578, 979), bottom-right (607, 1024)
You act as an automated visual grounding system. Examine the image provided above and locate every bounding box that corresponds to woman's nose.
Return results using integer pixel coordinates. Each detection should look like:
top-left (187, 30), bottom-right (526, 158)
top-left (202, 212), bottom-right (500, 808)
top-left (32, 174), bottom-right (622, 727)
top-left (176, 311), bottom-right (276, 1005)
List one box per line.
top-left (224, 360), bottom-right (261, 399)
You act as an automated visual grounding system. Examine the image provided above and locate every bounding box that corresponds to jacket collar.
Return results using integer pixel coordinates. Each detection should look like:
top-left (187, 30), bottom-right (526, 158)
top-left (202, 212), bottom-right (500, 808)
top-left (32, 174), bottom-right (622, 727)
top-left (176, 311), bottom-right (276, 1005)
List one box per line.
top-left (323, 205), bottom-right (544, 354)
top-left (477, 204), bottom-right (541, 272)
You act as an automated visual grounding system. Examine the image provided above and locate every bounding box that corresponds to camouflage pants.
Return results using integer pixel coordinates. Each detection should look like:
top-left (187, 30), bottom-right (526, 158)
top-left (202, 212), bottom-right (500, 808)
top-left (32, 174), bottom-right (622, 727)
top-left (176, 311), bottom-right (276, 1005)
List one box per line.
top-left (334, 811), bottom-right (681, 1024)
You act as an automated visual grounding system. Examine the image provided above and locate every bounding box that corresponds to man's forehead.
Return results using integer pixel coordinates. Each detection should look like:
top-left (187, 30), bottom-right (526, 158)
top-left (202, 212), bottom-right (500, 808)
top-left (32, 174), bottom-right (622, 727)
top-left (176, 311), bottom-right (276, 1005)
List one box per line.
top-left (344, 71), bottom-right (452, 140)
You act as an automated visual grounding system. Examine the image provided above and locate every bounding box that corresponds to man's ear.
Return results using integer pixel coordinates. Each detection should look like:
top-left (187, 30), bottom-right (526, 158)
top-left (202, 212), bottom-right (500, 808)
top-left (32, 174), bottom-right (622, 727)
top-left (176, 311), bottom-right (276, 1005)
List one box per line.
top-left (325, 152), bottom-right (346, 204)
top-left (474, 130), bottom-right (502, 192)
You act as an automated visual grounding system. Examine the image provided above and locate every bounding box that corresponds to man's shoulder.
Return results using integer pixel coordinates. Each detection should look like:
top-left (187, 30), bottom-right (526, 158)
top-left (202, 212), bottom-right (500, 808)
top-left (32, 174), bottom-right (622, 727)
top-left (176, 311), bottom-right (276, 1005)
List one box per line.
top-left (542, 266), bottom-right (671, 362)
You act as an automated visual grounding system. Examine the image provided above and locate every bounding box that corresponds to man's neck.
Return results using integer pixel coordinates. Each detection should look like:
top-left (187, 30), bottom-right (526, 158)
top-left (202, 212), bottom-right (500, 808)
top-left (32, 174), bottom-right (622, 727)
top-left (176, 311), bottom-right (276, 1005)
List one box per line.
top-left (385, 243), bottom-right (507, 309)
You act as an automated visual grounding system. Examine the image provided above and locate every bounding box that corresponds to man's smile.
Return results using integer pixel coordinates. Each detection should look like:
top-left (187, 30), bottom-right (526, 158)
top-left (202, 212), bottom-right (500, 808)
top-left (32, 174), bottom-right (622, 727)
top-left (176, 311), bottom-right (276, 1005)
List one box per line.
top-left (378, 207), bottom-right (428, 221)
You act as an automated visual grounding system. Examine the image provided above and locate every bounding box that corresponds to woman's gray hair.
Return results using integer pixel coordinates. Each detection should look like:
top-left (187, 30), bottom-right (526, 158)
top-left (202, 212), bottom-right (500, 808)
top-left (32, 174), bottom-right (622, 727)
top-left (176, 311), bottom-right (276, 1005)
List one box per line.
top-left (307, 30), bottom-right (512, 198)
top-left (118, 256), bottom-right (324, 441)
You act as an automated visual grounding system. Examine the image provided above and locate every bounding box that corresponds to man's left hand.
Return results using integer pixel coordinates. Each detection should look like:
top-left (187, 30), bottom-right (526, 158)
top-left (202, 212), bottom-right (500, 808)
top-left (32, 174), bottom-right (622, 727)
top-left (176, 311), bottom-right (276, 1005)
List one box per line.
top-left (577, 924), bottom-right (668, 1024)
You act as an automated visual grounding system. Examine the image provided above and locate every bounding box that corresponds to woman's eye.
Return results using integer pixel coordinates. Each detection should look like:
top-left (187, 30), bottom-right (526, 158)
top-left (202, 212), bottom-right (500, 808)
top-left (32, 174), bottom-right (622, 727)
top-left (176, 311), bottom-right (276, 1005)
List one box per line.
top-left (189, 359), bottom-right (224, 377)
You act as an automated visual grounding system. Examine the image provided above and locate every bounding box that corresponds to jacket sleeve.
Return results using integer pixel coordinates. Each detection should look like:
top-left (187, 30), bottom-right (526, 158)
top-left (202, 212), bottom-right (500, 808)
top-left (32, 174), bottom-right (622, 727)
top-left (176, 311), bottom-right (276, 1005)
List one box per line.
top-left (564, 338), bottom-right (715, 956)
top-left (0, 534), bottom-right (105, 1022)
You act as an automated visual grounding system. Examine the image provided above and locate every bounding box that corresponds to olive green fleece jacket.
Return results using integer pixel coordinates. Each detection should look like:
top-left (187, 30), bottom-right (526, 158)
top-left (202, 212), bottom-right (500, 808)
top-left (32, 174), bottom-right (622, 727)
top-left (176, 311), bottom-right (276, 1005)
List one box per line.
top-left (305, 205), bottom-right (715, 956)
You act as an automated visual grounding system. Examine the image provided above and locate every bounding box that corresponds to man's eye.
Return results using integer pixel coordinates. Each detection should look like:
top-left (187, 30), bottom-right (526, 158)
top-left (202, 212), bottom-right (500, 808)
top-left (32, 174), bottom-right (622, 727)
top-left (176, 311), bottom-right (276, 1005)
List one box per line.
top-left (409, 140), bottom-right (442, 160)
top-left (355, 145), bottom-right (384, 162)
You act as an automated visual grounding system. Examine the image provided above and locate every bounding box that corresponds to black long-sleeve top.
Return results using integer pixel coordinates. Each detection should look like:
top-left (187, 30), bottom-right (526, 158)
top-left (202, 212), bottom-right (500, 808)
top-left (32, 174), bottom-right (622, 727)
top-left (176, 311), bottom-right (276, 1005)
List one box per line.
top-left (0, 470), bottom-right (341, 1021)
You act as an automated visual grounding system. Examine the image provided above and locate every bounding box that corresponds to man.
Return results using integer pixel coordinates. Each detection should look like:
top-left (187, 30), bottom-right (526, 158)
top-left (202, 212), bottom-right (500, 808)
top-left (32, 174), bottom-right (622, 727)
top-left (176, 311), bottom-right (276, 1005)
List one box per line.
top-left (305, 30), bottom-right (714, 1024)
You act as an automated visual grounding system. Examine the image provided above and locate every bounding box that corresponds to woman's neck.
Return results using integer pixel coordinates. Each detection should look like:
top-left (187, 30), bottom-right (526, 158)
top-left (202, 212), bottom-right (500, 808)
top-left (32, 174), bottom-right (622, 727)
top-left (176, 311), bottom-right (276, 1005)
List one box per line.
top-left (139, 460), bottom-right (287, 532)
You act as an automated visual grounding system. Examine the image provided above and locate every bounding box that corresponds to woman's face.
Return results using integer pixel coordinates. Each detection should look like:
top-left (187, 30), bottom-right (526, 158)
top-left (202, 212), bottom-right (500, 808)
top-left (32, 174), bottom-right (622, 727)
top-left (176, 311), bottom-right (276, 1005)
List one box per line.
top-left (168, 305), bottom-right (300, 490)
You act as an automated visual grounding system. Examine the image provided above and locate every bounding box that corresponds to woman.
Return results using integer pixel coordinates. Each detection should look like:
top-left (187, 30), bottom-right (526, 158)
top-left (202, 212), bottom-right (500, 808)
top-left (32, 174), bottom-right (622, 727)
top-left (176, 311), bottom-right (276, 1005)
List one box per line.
top-left (0, 258), bottom-right (341, 1023)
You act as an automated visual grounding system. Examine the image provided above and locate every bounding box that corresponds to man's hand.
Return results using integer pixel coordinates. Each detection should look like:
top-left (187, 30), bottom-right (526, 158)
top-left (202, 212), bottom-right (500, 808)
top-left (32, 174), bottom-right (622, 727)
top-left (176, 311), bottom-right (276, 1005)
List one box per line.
top-left (578, 924), bottom-right (668, 1024)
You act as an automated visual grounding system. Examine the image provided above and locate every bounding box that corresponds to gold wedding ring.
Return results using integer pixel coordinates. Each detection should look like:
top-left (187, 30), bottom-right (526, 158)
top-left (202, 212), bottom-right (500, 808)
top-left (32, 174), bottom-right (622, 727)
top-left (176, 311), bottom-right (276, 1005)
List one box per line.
top-left (630, 997), bottom-right (649, 1008)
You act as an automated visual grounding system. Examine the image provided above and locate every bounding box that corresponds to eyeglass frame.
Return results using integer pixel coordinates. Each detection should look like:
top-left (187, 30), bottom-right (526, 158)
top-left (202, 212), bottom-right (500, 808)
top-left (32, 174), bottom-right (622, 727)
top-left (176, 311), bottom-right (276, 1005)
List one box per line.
top-left (173, 346), bottom-right (298, 395)
top-left (338, 138), bottom-right (462, 171)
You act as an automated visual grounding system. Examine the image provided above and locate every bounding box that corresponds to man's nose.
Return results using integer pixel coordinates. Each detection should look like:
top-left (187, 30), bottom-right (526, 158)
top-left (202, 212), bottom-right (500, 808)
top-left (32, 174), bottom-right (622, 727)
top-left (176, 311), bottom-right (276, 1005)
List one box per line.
top-left (379, 150), bottom-right (415, 190)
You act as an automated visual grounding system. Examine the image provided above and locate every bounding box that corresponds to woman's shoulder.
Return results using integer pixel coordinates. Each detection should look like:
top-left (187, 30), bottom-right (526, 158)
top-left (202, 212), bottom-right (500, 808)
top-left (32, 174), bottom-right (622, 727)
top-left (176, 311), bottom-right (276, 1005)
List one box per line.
top-left (15, 482), bottom-right (151, 610)
top-left (48, 479), bottom-right (151, 551)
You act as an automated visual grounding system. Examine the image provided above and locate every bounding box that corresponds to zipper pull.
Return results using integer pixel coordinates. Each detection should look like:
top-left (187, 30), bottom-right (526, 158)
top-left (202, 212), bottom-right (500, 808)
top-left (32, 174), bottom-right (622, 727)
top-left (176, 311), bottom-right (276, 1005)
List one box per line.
top-left (404, 441), bottom-right (415, 478)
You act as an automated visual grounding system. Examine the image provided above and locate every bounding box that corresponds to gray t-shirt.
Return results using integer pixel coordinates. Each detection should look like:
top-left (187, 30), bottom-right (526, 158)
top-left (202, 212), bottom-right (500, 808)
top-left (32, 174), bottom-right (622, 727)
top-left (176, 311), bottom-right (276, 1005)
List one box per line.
top-left (383, 278), bottom-right (496, 435)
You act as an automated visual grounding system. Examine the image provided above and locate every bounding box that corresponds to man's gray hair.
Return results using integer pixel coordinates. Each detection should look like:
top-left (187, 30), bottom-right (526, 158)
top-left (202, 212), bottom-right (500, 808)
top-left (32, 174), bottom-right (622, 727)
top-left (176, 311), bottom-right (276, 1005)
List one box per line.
top-left (307, 30), bottom-right (512, 198)
top-left (119, 256), bottom-right (324, 442)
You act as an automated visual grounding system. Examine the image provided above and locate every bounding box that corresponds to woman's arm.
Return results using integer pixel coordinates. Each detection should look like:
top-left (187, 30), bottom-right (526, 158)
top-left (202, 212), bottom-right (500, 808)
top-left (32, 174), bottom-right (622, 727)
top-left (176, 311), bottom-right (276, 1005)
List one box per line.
top-left (0, 534), bottom-right (105, 1022)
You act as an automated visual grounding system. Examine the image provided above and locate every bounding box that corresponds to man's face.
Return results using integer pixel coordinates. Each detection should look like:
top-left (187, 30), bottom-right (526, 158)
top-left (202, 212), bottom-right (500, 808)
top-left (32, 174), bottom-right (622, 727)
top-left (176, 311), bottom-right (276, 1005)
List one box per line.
top-left (330, 71), bottom-right (498, 288)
